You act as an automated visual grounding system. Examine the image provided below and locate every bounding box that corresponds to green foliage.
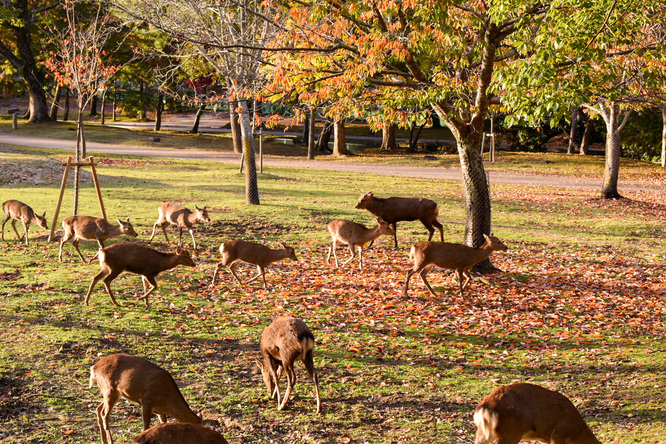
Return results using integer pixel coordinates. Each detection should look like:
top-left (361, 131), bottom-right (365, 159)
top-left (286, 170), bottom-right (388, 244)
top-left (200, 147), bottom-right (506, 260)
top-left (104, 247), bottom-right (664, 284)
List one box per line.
top-left (622, 109), bottom-right (663, 162)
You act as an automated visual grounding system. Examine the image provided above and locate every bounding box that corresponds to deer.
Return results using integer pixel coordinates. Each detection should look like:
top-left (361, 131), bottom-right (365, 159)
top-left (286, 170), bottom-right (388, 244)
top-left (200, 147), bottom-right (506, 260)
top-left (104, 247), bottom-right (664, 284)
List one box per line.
top-left (211, 240), bottom-right (297, 290)
top-left (148, 202), bottom-right (210, 250)
top-left (404, 234), bottom-right (508, 297)
top-left (473, 382), bottom-right (619, 444)
top-left (58, 215), bottom-right (138, 263)
top-left (1, 200), bottom-right (48, 246)
top-left (326, 218), bottom-right (395, 269)
top-left (355, 192), bottom-right (444, 248)
top-left (256, 317), bottom-right (321, 414)
top-left (85, 243), bottom-right (195, 307)
top-left (90, 353), bottom-right (216, 444)
top-left (132, 423), bottom-right (229, 444)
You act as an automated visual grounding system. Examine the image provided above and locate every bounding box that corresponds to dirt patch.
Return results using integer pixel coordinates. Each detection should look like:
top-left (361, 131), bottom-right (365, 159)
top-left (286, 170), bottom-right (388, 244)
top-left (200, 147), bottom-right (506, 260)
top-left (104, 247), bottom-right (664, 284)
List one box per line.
top-left (0, 155), bottom-right (93, 186)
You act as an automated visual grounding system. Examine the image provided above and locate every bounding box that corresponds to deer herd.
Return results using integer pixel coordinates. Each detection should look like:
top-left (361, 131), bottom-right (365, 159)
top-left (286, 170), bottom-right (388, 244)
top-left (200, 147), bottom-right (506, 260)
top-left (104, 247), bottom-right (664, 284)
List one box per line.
top-left (2, 193), bottom-right (617, 444)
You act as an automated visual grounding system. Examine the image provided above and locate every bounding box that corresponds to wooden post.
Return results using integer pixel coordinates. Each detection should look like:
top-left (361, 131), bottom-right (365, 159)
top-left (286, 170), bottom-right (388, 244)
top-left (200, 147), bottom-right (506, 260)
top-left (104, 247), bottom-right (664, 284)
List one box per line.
top-left (88, 157), bottom-right (107, 220)
top-left (259, 126), bottom-right (263, 173)
top-left (11, 112), bottom-right (18, 129)
top-left (49, 157), bottom-right (73, 242)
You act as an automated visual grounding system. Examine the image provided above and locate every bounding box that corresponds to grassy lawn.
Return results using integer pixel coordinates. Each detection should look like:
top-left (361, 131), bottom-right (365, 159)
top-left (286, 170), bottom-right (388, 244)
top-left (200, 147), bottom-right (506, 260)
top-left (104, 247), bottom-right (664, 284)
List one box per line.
top-left (0, 140), bottom-right (664, 444)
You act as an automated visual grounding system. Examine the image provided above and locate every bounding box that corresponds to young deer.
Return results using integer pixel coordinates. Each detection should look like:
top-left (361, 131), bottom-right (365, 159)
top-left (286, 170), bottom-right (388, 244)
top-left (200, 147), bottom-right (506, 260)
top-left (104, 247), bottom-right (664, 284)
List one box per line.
top-left (404, 234), bottom-right (508, 297)
top-left (326, 218), bottom-right (395, 269)
top-left (1, 200), bottom-right (48, 246)
top-left (148, 202), bottom-right (210, 250)
top-left (256, 317), bottom-right (321, 413)
top-left (212, 240), bottom-right (297, 289)
top-left (58, 215), bottom-right (138, 263)
top-left (132, 423), bottom-right (229, 444)
top-left (90, 353), bottom-right (210, 444)
top-left (85, 243), bottom-right (195, 307)
top-left (474, 382), bottom-right (618, 444)
top-left (355, 192), bottom-right (444, 248)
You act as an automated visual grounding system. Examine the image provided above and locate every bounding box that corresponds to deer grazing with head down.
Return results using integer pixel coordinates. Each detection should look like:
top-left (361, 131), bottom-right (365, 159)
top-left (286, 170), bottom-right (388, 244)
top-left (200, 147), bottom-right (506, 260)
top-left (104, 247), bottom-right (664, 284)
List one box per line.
top-left (58, 215), bottom-right (138, 262)
top-left (148, 202), bottom-right (210, 250)
top-left (474, 382), bottom-right (618, 444)
top-left (1, 200), bottom-right (48, 246)
top-left (326, 218), bottom-right (394, 269)
top-left (256, 317), bottom-right (321, 413)
top-left (404, 234), bottom-right (508, 297)
top-left (132, 423), bottom-right (228, 444)
top-left (212, 240), bottom-right (297, 289)
top-left (90, 353), bottom-right (215, 444)
top-left (85, 243), bottom-right (195, 307)
top-left (355, 192), bottom-right (444, 248)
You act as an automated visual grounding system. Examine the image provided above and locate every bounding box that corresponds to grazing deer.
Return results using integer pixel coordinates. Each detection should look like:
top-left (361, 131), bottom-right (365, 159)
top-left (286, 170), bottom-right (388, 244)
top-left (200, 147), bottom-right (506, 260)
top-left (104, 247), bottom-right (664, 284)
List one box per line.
top-left (90, 353), bottom-right (213, 444)
top-left (355, 192), bottom-right (444, 248)
top-left (85, 243), bottom-right (195, 307)
top-left (58, 215), bottom-right (138, 263)
top-left (404, 234), bottom-right (508, 297)
top-left (1, 200), bottom-right (48, 246)
top-left (212, 240), bottom-right (297, 289)
top-left (256, 317), bottom-right (321, 413)
top-left (473, 382), bottom-right (618, 444)
top-left (326, 218), bottom-right (395, 269)
top-left (148, 202), bottom-right (210, 250)
top-left (132, 423), bottom-right (228, 444)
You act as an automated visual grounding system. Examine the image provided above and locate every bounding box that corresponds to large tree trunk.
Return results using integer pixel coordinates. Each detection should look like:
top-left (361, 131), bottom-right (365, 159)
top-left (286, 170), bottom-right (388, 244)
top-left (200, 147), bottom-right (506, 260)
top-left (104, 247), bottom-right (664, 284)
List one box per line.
top-left (333, 119), bottom-right (349, 156)
top-left (90, 93), bottom-right (98, 117)
top-left (190, 105), bottom-right (205, 134)
top-left (580, 115), bottom-right (593, 155)
top-left (600, 101), bottom-right (627, 199)
top-left (230, 100), bottom-right (242, 154)
top-left (316, 120), bottom-right (333, 152)
top-left (661, 107), bottom-right (665, 168)
top-left (307, 106), bottom-right (316, 160)
top-left (567, 107), bottom-right (579, 154)
top-left (239, 100), bottom-right (260, 204)
top-left (381, 122), bottom-right (398, 150)
top-left (50, 84), bottom-right (61, 121)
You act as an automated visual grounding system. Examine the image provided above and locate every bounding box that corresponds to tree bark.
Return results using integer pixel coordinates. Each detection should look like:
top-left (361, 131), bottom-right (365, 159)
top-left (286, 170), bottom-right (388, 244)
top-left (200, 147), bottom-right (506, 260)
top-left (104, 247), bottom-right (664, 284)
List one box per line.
top-left (567, 107), bottom-right (579, 154)
top-left (302, 112), bottom-right (310, 146)
top-left (63, 88), bottom-right (70, 121)
top-left (154, 91), bottom-right (164, 131)
top-left (230, 101), bottom-right (242, 154)
top-left (661, 107), bottom-right (666, 168)
top-left (600, 102), bottom-right (625, 199)
top-left (112, 84), bottom-right (118, 121)
top-left (90, 93), bottom-right (98, 117)
top-left (139, 81), bottom-right (147, 120)
top-left (307, 106), bottom-right (316, 160)
top-left (333, 119), bottom-right (350, 156)
top-left (50, 84), bottom-right (61, 121)
top-left (580, 114), bottom-right (593, 155)
top-left (191, 105), bottom-right (205, 134)
top-left (239, 100), bottom-right (260, 204)
top-left (100, 90), bottom-right (106, 125)
top-left (381, 122), bottom-right (398, 150)
top-left (316, 120), bottom-right (333, 152)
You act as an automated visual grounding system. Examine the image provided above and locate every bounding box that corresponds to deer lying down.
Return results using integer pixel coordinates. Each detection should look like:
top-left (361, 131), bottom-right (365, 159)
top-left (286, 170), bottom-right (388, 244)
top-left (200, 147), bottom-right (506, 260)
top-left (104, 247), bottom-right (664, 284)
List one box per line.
top-left (132, 423), bottom-right (229, 444)
top-left (256, 317), bottom-right (321, 413)
top-left (85, 243), bottom-right (195, 307)
top-left (1, 200), bottom-right (48, 246)
top-left (326, 218), bottom-right (394, 269)
top-left (404, 234), bottom-right (508, 297)
top-left (59, 215), bottom-right (138, 262)
top-left (474, 382), bottom-right (619, 444)
top-left (90, 353), bottom-right (215, 444)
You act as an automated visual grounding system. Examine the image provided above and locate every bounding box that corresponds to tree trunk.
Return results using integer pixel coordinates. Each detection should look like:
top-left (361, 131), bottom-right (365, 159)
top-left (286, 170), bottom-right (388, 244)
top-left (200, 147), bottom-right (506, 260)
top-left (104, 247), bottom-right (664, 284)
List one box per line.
top-left (139, 81), bottom-right (147, 120)
top-left (333, 119), bottom-right (349, 156)
top-left (316, 120), bottom-right (333, 152)
top-left (567, 107), bottom-right (579, 154)
top-left (100, 90), bottom-right (106, 125)
top-left (302, 112), bottom-right (310, 146)
top-left (381, 122), bottom-right (398, 150)
top-left (90, 93), bottom-right (98, 117)
top-left (191, 105), bottom-right (205, 134)
top-left (63, 88), bottom-right (70, 121)
top-left (154, 91), bottom-right (163, 131)
top-left (661, 107), bottom-right (665, 168)
top-left (50, 84), bottom-right (61, 121)
top-left (239, 100), bottom-right (260, 204)
top-left (601, 102), bottom-right (624, 199)
top-left (580, 115), bottom-right (592, 155)
top-left (230, 101), bottom-right (242, 154)
top-left (307, 106), bottom-right (316, 160)
top-left (408, 121), bottom-right (426, 151)
top-left (112, 84), bottom-right (118, 121)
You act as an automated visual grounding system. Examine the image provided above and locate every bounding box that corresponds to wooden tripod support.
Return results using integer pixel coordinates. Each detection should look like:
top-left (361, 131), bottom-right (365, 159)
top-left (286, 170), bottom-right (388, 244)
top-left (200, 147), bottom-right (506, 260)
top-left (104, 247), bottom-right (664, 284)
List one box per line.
top-left (47, 156), bottom-right (107, 242)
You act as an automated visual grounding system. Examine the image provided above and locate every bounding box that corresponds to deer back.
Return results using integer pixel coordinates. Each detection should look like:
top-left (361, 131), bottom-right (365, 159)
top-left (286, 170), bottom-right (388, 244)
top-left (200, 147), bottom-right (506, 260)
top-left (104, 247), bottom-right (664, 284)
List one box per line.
top-left (132, 423), bottom-right (228, 444)
top-left (355, 192), bottom-right (438, 223)
top-left (63, 215), bottom-right (136, 241)
top-left (328, 219), bottom-right (394, 247)
top-left (3, 200), bottom-right (48, 228)
top-left (221, 240), bottom-right (296, 267)
top-left (100, 243), bottom-right (195, 275)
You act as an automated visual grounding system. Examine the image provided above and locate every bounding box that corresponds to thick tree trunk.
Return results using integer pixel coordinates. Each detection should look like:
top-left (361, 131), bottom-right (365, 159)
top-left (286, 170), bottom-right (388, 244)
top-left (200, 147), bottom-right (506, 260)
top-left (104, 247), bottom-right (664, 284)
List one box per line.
top-left (408, 121), bottom-right (426, 151)
top-left (191, 105), bottom-right (205, 134)
top-left (239, 100), bottom-right (260, 204)
top-left (154, 91), bottom-right (163, 131)
top-left (661, 107), bottom-right (666, 168)
top-left (50, 84), bottom-right (61, 121)
top-left (316, 120), bottom-right (333, 152)
top-left (90, 93), bottom-right (98, 117)
top-left (302, 112), bottom-right (310, 146)
top-left (381, 123), bottom-right (398, 150)
top-left (601, 102), bottom-right (623, 199)
top-left (307, 106), bottom-right (316, 160)
top-left (580, 115), bottom-right (592, 155)
top-left (333, 119), bottom-right (349, 156)
top-left (230, 101), bottom-right (242, 154)
top-left (567, 107), bottom-right (579, 154)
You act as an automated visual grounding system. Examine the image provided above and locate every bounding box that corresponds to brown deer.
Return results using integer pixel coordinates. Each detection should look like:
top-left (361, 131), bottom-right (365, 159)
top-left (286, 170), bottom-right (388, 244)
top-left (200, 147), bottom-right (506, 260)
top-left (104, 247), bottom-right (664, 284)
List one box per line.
top-left (132, 423), bottom-right (228, 444)
top-left (355, 192), bottom-right (444, 248)
top-left (404, 234), bottom-right (508, 297)
top-left (148, 202), bottom-right (210, 250)
top-left (212, 240), bottom-right (297, 289)
top-left (85, 243), bottom-right (195, 307)
top-left (58, 215), bottom-right (138, 263)
top-left (473, 382), bottom-right (618, 444)
top-left (256, 317), bottom-right (321, 413)
top-left (90, 353), bottom-right (213, 444)
top-left (1, 200), bottom-right (48, 246)
top-left (326, 218), bottom-right (395, 269)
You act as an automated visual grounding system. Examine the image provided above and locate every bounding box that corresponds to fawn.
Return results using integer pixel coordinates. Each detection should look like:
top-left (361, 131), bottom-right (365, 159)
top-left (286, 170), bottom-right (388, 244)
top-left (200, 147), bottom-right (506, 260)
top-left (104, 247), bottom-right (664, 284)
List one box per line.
top-left (1, 200), bottom-right (48, 246)
top-left (326, 218), bottom-right (394, 269)
top-left (148, 202), bottom-right (210, 250)
top-left (58, 215), bottom-right (138, 262)
top-left (132, 423), bottom-right (228, 444)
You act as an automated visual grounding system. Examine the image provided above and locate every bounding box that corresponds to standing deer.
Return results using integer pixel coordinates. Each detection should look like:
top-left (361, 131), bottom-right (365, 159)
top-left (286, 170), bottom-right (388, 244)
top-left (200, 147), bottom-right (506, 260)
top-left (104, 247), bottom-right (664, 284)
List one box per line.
top-left (474, 382), bottom-right (618, 444)
top-left (355, 192), bottom-right (444, 248)
top-left (85, 243), bottom-right (195, 307)
top-left (212, 240), bottom-right (297, 289)
top-left (148, 202), bottom-right (210, 250)
top-left (1, 200), bottom-right (48, 246)
top-left (58, 215), bottom-right (138, 263)
top-left (326, 218), bottom-right (395, 269)
top-left (90, 353), bottom-right (213, 444)
top-left (132, 423), bottom-right (228, 444)
top-left (256, 317), bottom-right (321, 413)
top-left (404, 234), bottom-right (508, 297)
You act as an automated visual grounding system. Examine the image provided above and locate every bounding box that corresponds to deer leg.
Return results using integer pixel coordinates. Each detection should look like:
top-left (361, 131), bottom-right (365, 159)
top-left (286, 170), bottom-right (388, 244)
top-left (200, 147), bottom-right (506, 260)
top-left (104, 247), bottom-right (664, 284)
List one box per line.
top-left (424, 222), bottom-right (436, 242)
top-left (1, 216), bottom-right (8, 240)
top-left (392, 223), bottom-right (398, 249)
top-left (404, 268), bottom-right (418, 296)
top-left (228, 263), bottom-right (244, 287)
top-left (358, 246), bottom-right (363, 270)
top-left (278, 366), bottom-right (295, 410)
top-left (100, 271), bottom-right (122, 307)
top-left (141, 403), bottom-right (154, 430)
top-left (456, 269), bottom-right (465, 297)
top-left (188, 228), bottom-right (197, 250)
top-left (58, 233), bottom-right (71, 261)
top-left (160, 223), bottom-right (170, 243)
top-left (97, 390), bottom-right (119, 444)
top-left (212, 262), bottom-right (223, 286)
top-left (72, 239), bottom-right (88, 263)
top-left (177, 226), bottom-right (184, 247)
top-left (341, 244), bottom-right (357, 268)
top-left (304, 350), bottom-right (322, 414)
top-left (148, 222), bottom-right (159, 243)
top-left (141, 276), bottom-right (158, 307)
top-left (419, 267), bottom-right (438, 296)
top-left (22, 221), bottom-right (29, 246)
top-left (461, 270), bottom-right (473, 290)
top-left (433, 219), bottom-right (444, 242)
top-left (157, 414), bottom-right (168, 424)
top-left (10, 220), bottom-right (22, 241)
top-left (85, 268), bottom-right (110, 305)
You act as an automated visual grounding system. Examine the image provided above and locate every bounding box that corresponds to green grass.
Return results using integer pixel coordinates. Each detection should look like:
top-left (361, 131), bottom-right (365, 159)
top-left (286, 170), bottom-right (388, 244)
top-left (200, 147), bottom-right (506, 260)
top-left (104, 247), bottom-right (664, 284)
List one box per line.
top-left (0, 141), bottom-right (665, 444)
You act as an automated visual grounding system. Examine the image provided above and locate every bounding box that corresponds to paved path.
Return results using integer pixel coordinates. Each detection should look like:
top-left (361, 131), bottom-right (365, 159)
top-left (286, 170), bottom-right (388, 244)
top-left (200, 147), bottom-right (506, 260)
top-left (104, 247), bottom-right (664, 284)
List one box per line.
top-left (0, 132), bottom-right (658, 193)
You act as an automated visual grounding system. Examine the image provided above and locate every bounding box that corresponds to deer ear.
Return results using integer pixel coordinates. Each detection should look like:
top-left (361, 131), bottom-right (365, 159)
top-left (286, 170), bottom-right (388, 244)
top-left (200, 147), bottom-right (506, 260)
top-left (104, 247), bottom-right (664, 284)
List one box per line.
top-left (42, 211), bottom-right (46, 218)
top-left (367, 191), bottom-right (374, 196)
top-left (194, 204), bottom-right (200, 210)
top-left (483, 234), bottom-right (491, 242)
top-left (255, 358), bottom-right (264, 371)
top-left (279, 243), bottom-right (287, 249)
top-left (116, 218), bottom-right (122, 225)
top-left (126, 217), bottom-right (130, 222)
